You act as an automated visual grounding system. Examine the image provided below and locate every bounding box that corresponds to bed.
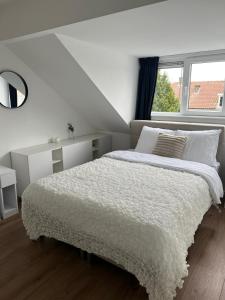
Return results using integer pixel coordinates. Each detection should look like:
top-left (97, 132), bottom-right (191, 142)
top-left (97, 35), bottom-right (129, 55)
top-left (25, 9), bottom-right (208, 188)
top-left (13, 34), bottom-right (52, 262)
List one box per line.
top-left (22, 120), bottom-right (225, 300)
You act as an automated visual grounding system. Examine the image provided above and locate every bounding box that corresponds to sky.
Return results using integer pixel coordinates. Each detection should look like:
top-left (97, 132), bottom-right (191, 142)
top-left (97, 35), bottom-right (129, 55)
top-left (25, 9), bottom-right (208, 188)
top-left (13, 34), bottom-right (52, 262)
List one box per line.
top-left (161, 61), bottom-right (225, 83)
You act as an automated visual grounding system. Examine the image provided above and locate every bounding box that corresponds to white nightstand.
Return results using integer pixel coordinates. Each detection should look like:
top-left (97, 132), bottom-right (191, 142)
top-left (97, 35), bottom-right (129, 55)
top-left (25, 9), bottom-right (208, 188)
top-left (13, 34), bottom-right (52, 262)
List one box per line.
top-left (0, 166), bottom-right (18, 219)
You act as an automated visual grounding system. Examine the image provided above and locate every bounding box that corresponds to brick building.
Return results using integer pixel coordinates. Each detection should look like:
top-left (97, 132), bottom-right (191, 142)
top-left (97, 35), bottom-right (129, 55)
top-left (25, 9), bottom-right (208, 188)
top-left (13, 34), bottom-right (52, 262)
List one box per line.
top-left (171, 81), bottom-right (224, 109)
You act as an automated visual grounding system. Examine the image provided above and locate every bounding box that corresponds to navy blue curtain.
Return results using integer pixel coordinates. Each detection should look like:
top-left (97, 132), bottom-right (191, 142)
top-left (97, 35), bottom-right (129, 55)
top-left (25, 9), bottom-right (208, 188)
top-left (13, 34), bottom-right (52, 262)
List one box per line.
top-left (135, 57), bottom-right (159, 120)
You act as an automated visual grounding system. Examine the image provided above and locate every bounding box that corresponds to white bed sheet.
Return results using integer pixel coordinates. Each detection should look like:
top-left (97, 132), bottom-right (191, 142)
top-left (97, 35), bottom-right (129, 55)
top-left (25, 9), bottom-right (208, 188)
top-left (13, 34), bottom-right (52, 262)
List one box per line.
top-left (106, 151), bottom-right (223, 204)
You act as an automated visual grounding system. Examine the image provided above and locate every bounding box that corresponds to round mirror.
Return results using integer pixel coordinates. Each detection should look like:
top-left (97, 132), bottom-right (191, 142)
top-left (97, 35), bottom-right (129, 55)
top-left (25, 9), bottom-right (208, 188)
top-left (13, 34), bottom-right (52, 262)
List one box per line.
top-left (0, 71), bottom-right (28, 108)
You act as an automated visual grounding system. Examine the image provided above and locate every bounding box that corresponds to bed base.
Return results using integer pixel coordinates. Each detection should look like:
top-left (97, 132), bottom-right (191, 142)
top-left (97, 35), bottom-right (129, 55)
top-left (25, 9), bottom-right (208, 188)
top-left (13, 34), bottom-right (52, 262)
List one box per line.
top-left (36, 236), bottom-right (93, 262)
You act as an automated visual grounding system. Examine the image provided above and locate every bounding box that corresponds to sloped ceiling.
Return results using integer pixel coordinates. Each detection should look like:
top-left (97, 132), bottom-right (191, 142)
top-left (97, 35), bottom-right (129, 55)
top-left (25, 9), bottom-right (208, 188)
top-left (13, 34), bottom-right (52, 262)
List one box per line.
top-left (0, 0), bottom-right (167, 41)
top-left (8, 34), bottom-right (131, 133)
top-left (58, 34), bottom-right (138, 124)
top-left (56, 0), bottom-right (225, 56)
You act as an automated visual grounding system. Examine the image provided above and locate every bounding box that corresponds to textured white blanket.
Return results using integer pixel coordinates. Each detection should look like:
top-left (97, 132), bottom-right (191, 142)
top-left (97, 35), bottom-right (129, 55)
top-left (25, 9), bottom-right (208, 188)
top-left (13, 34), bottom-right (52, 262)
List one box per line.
top-left (22, 152), bottom-right (221, 300)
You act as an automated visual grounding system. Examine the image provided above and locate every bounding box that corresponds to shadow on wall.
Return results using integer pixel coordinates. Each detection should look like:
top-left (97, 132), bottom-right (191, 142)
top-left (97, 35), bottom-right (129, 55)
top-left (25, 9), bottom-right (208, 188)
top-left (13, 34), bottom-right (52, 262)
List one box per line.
top-left (0, 153), bottom-right (11, 168)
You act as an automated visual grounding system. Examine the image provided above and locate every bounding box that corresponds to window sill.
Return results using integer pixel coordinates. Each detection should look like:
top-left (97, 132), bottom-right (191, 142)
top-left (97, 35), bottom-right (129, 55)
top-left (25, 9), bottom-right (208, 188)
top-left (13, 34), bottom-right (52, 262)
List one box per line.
top-left (151, 112), bottom-right (225, 125)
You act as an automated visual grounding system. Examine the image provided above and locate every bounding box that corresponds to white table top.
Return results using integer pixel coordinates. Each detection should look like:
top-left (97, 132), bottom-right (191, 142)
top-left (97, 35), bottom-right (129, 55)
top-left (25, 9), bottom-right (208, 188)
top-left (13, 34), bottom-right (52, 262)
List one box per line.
top-left (0, 166), bottom-right (16, 176)
top-left (11, 133), bottom-right (108, 156)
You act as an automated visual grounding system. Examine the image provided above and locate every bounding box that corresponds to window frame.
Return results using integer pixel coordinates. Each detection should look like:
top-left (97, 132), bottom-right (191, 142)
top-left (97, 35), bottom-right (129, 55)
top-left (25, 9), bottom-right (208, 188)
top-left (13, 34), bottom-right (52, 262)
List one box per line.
top-left (181, 55), bottom-right (225, 116)
top-left (153, 53), bottom-right (225, 117)
top-left (153, 62), bottom-right (184, 113)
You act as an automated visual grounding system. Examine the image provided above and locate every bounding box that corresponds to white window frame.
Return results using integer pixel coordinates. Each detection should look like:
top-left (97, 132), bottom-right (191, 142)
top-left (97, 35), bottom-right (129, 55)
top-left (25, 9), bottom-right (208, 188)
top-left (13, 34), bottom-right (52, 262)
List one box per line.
top-left (181, 54), bottom-right (225, 116)
top-left (154, 62), bottom-right (184, 113)
top-left (153, 53), bottom-right (225, 117)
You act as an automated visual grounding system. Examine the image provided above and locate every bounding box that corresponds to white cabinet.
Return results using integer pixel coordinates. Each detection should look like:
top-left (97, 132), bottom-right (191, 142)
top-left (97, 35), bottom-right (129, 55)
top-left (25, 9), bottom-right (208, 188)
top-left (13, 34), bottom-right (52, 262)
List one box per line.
top-left (63, 141), bottom-right (92, 170)
top-left (11, 133), bottom-right (111, 196)
top-left (29, 151), bottom-right (53, 182)
top-left (0, 166), bottom-right (18, 219)
top-left (11, 151), bottom-right (53, 196)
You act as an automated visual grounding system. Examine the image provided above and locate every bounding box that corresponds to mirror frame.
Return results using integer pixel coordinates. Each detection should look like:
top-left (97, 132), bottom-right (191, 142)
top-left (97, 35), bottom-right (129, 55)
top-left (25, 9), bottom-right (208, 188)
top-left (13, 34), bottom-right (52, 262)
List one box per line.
top-left (0, 70), bottom-right (28, 109)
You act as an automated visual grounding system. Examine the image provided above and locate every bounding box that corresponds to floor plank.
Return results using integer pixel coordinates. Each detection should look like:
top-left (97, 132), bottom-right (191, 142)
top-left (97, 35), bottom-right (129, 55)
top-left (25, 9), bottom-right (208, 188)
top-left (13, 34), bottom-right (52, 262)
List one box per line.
top-left (0, 207), bottom-right (225, 300)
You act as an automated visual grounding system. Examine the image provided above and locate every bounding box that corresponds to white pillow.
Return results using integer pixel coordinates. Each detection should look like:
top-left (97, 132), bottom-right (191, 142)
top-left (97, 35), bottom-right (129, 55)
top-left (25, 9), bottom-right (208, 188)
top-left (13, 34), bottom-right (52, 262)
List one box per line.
top-left (176, 129), bottom-right (221, 167)
top-left (135, 126), bottom-right (175, 154)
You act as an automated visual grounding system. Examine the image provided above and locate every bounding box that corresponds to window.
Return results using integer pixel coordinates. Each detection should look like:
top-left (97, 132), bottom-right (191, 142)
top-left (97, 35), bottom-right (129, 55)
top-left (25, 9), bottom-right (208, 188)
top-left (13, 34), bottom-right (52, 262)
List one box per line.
top-left (152, 54), bottom-right (225, 117)
top-left (187, 61), bottom-right (225, 113)
top-left (152, 66), bottom-right (183, 112)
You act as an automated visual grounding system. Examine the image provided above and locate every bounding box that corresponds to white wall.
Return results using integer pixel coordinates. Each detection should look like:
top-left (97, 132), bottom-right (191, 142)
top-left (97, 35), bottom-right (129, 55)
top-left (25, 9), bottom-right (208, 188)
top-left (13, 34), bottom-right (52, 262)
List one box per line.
top-left (0, 0), bottom-right (166, 41)
top-left (0, 45), bottom-right (93, 167)
top-left (111, 132), bottom-right (131, 150)
top-left (58, 35), bottom-right (138, 124)
top-left (8, 34), bottom-right (129, 133)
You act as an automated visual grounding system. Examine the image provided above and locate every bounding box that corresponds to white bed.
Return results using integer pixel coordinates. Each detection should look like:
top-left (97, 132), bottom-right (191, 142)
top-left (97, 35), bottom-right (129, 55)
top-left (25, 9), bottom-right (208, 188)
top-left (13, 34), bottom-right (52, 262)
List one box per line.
top-left (22, 121), bottom-right (225, 300)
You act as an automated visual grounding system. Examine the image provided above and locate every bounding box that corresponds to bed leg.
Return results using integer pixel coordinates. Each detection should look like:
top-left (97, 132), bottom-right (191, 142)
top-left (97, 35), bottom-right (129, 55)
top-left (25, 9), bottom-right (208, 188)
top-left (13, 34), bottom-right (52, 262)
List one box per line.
top-left (87, 252), bottom-right (92, 264)
top-left (129, 276), bottom-right (140, 290)
top-left (79, 250), bottom-right (92, 263)
top-left (80, 249), bottom-right (85, 259)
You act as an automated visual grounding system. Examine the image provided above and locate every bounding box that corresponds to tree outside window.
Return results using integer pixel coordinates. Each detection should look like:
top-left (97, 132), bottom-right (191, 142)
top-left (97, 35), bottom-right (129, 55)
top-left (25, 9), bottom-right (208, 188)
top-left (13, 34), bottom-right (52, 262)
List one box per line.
top-left (152, 68), bottom-right (182, 112)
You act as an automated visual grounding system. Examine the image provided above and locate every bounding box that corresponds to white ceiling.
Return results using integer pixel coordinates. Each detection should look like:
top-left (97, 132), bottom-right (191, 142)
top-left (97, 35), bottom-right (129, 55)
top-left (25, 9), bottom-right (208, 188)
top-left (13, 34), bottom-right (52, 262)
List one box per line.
top-left (56, 0), bottom-right (225, 57)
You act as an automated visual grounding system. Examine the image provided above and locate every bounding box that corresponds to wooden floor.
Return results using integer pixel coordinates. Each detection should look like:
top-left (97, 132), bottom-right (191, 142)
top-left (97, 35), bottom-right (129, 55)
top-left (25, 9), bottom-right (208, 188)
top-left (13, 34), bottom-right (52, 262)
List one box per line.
top-left (1, 207), bottom-right (225, 300)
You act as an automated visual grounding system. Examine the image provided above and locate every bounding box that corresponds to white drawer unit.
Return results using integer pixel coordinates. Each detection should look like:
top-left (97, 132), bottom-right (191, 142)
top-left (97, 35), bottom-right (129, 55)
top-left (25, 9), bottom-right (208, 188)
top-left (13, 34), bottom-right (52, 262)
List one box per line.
top-left (0, 166), bottom-right (18, 219)
top-left (11, 133), bottom-right (112, 196)
top-left (11, 151), bottom-right (54, 196)
top-left (29, 151), bottom-right (53, 182)
top-left (62, 141), bottom-right (92, 170)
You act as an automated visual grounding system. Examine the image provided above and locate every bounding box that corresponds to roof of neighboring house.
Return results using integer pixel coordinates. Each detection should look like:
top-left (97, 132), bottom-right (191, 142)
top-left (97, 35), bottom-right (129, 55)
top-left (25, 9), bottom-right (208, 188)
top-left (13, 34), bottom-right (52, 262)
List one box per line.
top-left (171, 81), bottom-right (224, 109)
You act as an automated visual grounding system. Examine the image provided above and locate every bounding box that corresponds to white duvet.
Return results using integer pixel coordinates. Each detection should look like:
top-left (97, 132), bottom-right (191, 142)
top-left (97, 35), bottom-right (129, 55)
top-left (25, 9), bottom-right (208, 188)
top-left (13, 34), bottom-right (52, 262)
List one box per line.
top-left (22, 151), bottom-right (223, 300)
